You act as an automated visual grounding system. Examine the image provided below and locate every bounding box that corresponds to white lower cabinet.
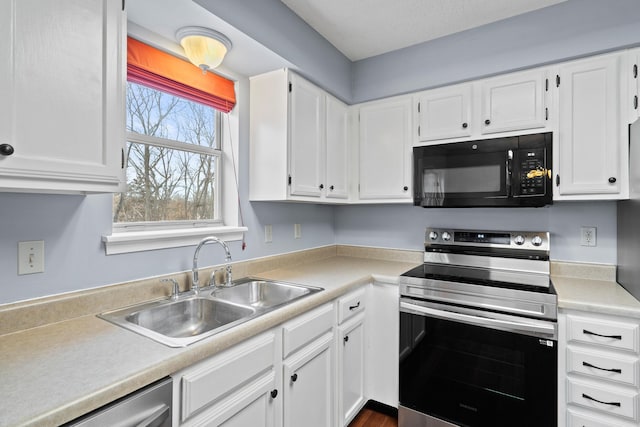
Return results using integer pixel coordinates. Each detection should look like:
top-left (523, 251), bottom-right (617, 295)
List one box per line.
top-left (172, 287), bottom-right (379, 427)
top-left (365, 281), bottom-right (399, 408)
top-left (281, 303), bottom-right (335, 427)
top-left (282, 333), bottom-right (334, 427)
top-left (173, 301), bottom-right (341, 427)
top-left (172, 332), bottom-right (278, 426)
top-left (559, 309), bottom-right (640, 427)
top-left (336, 289), bottom-right (367, 426)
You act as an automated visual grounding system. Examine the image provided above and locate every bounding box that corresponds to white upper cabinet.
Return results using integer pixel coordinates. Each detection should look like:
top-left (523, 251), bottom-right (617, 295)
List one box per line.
top-left (325, 95), bottom-right (349, 199)
top-left (358, 96), bottom-right (413, 201)
top-left (480, 69), bottom-right (548, 135)
top-left (416, 83), bottom-right (472, 142)
top-left (289, 73), bottom-right (325, 197)
top-left (0, 0), bottom-right (125, 194)
top-left (415, 68), bottom-right (550, 145)
top-left (249, 69), bottom-right (349, 203)
top-left (555, 52), bottom-right (629, 199)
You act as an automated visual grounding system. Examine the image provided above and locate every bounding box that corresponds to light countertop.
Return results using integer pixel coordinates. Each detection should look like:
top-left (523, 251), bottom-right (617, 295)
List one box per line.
top-left (0, 255), bottom-right (417, 427)
top-left (1, 252), bottom-right (639, 427)
top-left (554, 275), bottom-right (640, 318)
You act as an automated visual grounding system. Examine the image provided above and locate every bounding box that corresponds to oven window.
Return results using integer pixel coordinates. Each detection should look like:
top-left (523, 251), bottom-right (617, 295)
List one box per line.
top-left (399, 313), bottom-right (557, 427)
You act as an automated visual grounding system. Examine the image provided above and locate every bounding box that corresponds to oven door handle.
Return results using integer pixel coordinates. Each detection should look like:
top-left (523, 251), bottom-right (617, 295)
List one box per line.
top-left (400, 301), bottom-right (556, 338)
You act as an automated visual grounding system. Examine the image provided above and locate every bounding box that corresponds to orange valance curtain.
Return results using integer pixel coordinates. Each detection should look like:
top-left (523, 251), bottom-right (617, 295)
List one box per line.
top-left (127, 36), bottom-right (236, 113)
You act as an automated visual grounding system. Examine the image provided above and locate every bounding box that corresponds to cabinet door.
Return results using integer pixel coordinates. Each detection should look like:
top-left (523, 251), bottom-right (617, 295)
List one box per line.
top-left (359, 97), bottom-right (412, 200)
top-left (0, 0), bottom-right (125, 193)
top-left (480, 69), bottom-right (547, 134)
top-left (557, 54), bottom-right (624, 197)
top-left (417, 84), bottom-right (472, 141)
top-left (189, 372), bottom-right (278, 427)
top-left (325, 95), bottom-right (349, 199)
top-left (283, 333), bottom-right (334, 427)
top-left (338, 314), bottom-right (365, 426)
top-left (289, 73), bottom-right (324, 197)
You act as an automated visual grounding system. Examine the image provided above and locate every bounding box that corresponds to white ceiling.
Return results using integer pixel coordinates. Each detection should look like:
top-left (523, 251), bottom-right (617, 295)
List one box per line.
top-left (280, 0), bottom-right (568, 61)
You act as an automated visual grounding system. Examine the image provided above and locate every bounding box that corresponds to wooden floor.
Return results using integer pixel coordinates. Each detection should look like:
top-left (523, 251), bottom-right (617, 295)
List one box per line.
top-left (348, 408), bottom-right (398, 427)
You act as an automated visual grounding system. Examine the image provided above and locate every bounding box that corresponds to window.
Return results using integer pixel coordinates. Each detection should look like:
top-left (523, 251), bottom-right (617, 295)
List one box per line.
top-left (102, 37), bottom-right (245, 255)
top-left (114, 82), bottom-right (222, 228)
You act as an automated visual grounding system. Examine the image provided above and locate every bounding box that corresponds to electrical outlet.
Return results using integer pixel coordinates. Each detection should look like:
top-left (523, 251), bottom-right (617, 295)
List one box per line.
top-left (294, 223), bottom-right (301, 239)
top-left (264, 225), bottom-right (273, 243)
top-left (580, 226), bottom-right (597, 247)
top-left (18, 240), bottom-right (45, 275)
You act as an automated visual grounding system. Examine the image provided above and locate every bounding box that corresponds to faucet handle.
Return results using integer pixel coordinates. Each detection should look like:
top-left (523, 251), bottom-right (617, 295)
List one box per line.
top-left (209, 268), bottom-right (226, 287)
top-left (161, 278), bottom-right (180, 300)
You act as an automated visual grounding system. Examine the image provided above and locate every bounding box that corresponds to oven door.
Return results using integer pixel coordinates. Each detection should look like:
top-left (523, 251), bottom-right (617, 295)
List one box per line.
top-left (399, 298), bottom-right (557, 427)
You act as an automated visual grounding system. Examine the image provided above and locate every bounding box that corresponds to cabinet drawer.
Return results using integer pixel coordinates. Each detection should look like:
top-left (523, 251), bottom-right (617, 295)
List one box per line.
top-left (567, 377), bottom-right (639, 421)
top-left (337, 288), bottom-right (366, 324)
top-left (567, 346), bottom-right (639, 387)
top-left (178, 332), bottom-right (275, 422)
top-left (566, 314), bottom-right (639, 353)
top-left (282, 303), bottom-right (334, 358)
top-left (568, 408), bottom-right (637, 427)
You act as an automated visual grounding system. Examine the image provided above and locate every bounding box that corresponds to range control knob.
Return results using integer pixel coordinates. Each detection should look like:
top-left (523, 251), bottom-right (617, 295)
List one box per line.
top-left (441, 232), bottom-right (451, 242)
top-left (531, 235), bottom-right (543, 247)
top-left (514, 235), bottom-right (525, 246)
top-left (428, 231), bottom-right (439, 241)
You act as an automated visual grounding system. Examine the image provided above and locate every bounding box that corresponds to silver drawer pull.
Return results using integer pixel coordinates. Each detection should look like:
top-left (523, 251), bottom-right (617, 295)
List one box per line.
top-left (583, 329), bottom-right (622, 340)
top-left (582, 361), bottom-right (622, 374)
top-left (581, 393), bottom-right (621, 407)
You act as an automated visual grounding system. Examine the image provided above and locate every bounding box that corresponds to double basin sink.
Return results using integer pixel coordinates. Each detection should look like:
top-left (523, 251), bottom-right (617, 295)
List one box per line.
top-left (99, 278), bottom-right (323, 347)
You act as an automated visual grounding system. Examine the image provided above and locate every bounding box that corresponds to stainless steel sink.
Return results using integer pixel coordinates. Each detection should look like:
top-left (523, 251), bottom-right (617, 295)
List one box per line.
top-left (211, 278), bottom-right (322, 308)
top-left (100, 297), bottom-right (257, 347)
top-left (126, 298), bottom-right (254, 338)
top-left (99, 278), bottom-right (322, 347)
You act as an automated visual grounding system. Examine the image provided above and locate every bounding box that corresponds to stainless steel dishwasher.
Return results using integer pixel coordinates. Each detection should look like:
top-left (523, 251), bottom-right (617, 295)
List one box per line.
top-left (64, 377), bottom-right (172, 427)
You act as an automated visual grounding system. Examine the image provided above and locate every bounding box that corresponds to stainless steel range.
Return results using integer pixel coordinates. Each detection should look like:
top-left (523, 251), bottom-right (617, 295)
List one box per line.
top-left (399, 228), bottom-right (557, 427)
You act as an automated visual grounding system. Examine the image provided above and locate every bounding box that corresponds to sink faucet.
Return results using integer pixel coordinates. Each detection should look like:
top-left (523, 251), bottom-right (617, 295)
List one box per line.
top-left (192, 236), bottom-right (233, 294)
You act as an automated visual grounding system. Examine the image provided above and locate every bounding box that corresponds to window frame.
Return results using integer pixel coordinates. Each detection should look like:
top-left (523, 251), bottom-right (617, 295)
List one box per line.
top-left (114, 110), bottom-right (224, 232)
top-left (102, 74), bottom-right (245, 255)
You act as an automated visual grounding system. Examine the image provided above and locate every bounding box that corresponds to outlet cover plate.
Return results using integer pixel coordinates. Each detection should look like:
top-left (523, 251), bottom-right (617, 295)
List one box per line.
top-left (580, 226), bottom-right (597, 247)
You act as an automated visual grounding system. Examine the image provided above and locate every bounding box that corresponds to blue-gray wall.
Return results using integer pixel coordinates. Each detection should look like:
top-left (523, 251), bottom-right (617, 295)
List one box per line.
top-left (2, 0), bottom-right (639, 304)
top-left (335, 202), bottom-right (617, 265)
top-left (352, 0), bottom-right (640, 102)
top-left (0, 77), bottom-right (335, 304)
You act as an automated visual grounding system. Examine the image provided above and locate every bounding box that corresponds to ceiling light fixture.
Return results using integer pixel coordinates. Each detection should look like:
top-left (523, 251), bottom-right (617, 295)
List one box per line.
top-left (176, 26), bottom-right (232, 73)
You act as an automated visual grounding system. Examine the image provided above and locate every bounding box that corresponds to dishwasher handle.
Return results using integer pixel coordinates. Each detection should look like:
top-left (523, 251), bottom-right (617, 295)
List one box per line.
top-left (136, 404), bottom-right (170, 427)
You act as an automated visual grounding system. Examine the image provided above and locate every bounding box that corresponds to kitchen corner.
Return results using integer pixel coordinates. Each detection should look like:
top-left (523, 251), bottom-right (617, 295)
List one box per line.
top-left (0, 246), bottom-right (420, 427)
top-left (2, 244), bottom-right (638, 426)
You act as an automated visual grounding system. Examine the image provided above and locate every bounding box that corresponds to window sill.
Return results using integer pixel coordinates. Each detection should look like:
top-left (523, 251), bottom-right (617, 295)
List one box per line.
top-left (102, 226), bottom-right (248, 255)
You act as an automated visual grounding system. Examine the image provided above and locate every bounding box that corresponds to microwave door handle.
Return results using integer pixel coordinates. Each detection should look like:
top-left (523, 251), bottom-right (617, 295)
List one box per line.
top-left (506, 150), bottom-right (513, 196)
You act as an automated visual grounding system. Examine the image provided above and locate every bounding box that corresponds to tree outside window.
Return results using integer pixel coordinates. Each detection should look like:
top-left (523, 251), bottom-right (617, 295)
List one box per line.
top-left (114, 82), bottom-right (222, 226)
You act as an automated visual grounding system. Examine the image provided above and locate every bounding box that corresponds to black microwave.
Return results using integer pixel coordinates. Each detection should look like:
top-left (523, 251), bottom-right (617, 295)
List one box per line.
top-left (413, 133), bottom-right (553, 208)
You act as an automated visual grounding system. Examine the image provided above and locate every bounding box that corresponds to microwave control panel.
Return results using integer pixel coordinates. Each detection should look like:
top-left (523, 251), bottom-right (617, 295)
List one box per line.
top-left (517, 148), bottom-right (548, 196)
